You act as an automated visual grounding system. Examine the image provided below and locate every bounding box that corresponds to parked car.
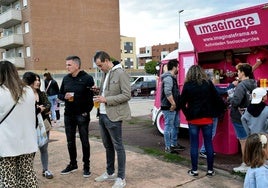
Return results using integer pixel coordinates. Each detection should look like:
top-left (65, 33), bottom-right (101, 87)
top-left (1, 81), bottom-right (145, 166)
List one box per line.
top-left (130, 75), bottom-right (156, 86)
top-left (131, 80), bottom-right (156, 97)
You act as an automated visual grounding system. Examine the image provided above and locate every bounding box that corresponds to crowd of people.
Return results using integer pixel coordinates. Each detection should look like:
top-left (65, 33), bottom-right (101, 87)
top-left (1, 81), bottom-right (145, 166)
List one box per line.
top-left (0, 46), bottom-right (267, 187)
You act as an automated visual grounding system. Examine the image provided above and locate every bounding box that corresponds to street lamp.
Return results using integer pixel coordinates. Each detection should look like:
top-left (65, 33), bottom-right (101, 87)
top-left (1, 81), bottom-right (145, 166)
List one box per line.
top-left (178, 9), bottom-right (184, 40)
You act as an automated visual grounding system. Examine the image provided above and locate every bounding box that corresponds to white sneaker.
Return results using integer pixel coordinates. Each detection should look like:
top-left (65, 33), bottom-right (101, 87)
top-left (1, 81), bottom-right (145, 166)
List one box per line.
top-left (112, 178), bottom-right (126, 188)
top-left (95, 172), bottom-right (116, 182)
top-left (233, 162), bottom-right (248, 173)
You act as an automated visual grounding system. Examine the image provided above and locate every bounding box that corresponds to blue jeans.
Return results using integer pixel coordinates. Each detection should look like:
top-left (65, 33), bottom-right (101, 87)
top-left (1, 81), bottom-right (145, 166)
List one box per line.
top-left (189, 123), bottom-right (214, 171)
top-left (48, 95), bottom-right (58, 121)
top-left (200, 118), bottom-right (218, 153)
top-left (64, 114), bottom-right (90, 168)
top-left (99, 114), bottom-right (126, 179)
top-left (162, 110), bottom-right (179, 148)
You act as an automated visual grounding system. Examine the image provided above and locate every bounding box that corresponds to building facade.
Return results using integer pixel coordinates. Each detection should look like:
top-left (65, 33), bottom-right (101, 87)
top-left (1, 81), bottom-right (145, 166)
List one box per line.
top-left (0, 0), bottom-right (120, 71)
top-left (137, 42), bottom-right (178, 66)
top-left (120, 35), bottom-right (136, 69)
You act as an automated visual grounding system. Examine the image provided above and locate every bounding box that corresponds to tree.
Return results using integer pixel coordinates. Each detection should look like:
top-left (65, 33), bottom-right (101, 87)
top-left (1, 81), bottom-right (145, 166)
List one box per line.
top-left (144, 60), bottom-right (158, 75)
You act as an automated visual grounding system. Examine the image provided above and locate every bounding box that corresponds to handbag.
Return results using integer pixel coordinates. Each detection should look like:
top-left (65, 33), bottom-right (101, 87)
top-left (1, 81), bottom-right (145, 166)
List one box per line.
top-left (36, 113), bottom-right (49, 148)
top-left (43, 118), bottom-right (52, 131)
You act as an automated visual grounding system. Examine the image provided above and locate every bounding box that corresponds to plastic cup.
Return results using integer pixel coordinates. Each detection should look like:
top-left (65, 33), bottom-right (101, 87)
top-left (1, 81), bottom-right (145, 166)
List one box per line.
top-left (93, 97), bottom-right (100, 108)
top-left (69, 92), bottom-right (74, 102)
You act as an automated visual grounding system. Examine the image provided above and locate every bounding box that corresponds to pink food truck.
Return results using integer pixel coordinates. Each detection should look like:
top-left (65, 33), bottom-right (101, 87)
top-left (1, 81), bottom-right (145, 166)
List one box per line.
top-left (152, 3), bottom-right (268, 154)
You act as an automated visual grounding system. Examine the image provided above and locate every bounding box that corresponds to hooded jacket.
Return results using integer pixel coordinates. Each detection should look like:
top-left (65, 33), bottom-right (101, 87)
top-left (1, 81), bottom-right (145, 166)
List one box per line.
top-left (230, 79), bottom-right (257, 124)
top-left (160, 72), bottom-right (180, 111)
top-left (241, 102), bottom-right (268, 135)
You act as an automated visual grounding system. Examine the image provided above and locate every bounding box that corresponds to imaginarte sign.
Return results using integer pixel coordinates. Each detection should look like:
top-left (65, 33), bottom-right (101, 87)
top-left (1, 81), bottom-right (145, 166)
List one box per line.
top-left (185, 3), bottom-right (268, 52)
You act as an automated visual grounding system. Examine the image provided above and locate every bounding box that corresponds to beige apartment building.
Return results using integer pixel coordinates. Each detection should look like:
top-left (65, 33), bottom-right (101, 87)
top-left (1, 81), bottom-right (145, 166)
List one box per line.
top-left (0, 0), bottom-right (120, 71)
top-left (120, 35), bottom-right (136, 69)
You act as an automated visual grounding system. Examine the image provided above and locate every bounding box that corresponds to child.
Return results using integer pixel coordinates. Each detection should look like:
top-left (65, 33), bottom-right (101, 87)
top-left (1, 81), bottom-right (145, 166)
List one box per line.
top-left (241, 87), bottom-right (268, 136)
top-left (243, 133), bottom-right (268, 188)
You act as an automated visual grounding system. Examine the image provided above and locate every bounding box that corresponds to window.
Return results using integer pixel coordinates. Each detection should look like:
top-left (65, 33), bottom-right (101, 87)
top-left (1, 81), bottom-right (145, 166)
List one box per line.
top-left (26, 47), bottom-right (30, 57)
top-left (23, 0), bottom-right (28, 7)
top-left (124, 42), bottom-right (133, 54)
top-left (24, 22), bottom-right (29, 33)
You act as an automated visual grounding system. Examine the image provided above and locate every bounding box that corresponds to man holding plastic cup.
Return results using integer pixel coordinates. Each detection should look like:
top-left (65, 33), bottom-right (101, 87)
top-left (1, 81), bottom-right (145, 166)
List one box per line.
top-left (58, 55), bottom-right (94, 178)
top-left (93, 51), bottom-right (131, 188)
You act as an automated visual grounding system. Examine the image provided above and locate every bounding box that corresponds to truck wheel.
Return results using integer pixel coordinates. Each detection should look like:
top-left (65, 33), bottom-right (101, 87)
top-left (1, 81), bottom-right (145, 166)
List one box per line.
top-left (155, 110), bottom-right (165, 135)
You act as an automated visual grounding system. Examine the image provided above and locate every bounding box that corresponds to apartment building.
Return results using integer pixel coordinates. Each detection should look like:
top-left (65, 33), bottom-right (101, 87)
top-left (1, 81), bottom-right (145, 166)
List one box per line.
top-left (137, 42), bottom-right (178, 66)
top-left (0, 0), bottom-right (120, 71)
top-left (120, 35), bottom-right (136, 69)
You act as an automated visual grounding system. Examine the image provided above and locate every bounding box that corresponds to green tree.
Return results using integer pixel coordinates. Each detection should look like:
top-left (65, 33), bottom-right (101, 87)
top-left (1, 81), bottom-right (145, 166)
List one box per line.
top-left (144, 60), bottom-right (158, 74)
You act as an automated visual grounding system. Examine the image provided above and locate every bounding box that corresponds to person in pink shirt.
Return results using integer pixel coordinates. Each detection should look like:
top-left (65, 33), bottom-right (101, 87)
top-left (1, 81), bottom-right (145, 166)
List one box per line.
top-left (247, 46), bottom-right (268, 80)
top-left (214, 50), bottom-right (240, 84)
top-left (201, 50), bottom-right (240, 84)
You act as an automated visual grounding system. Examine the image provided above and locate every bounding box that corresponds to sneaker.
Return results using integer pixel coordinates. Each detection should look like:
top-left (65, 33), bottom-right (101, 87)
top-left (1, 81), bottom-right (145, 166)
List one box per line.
top-left (171, 144), bottom-right (186, 151)
top-left (112, 178), bottom-right (126, 188)
top-left (165, 147), bottom-right (176, 154)
top-left (83, 169), bottom-right (91, 178)
top-left (188, 170), bottom-right (198, 177)
top-left (42, 170), bottom-right (53, 179)
top-left (206, 170), bottom-right (215, 177)
top-left (61, 164), bottom-right (78, 175)
top-left (233, 162), bottom-right (248, 173)
top-left (199, 152), bottom-right (216, 158)
top-left (199, 152), bottom-right (207, 158)
top-left (95, 172), bottom-right (116, 182)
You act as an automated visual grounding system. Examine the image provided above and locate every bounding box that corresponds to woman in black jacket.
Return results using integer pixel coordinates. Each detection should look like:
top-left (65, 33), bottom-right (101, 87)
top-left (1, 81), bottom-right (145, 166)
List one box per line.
top-left (180, 65), bottom-right (225, 177)
top-left (44, 72), bottom-right (59, 124)
top-left (23, 72), bottom-right (54, 179)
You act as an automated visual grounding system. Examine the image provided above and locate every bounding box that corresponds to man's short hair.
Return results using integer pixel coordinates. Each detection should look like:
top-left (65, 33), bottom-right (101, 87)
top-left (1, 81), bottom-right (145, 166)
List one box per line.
top-left (167, 59), bottom-right (178, 71)
top-left (66, 55), bottom-right (81, 68)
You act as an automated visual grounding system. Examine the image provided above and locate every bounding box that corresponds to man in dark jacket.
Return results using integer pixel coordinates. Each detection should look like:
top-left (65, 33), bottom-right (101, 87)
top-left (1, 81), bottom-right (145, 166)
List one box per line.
top-left (160, 59), bottom-right (185, 153)
top-left (58, 55), bottom-right (94, 178)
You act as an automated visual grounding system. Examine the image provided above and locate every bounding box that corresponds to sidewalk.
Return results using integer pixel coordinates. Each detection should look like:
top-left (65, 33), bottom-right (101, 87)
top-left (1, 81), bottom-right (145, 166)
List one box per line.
top-left (35, 125), bottom-right (244, 188)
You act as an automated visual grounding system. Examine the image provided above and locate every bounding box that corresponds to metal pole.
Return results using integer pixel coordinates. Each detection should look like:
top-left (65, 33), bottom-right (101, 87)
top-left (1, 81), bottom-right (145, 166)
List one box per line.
top-left (178, 10), bottom-right (184, 40)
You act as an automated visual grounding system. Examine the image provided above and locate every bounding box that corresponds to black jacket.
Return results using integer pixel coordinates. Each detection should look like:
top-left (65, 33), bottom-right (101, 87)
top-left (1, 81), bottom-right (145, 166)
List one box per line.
top-left (44, 79), bottom-right (59, 96)
top-left (180, 80), bottom-right (225, 121)
top-left (58, 71), bottom-right (94, 115)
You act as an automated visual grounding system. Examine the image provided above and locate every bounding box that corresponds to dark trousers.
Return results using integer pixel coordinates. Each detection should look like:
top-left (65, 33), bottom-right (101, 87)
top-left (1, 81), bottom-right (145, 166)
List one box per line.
top-left (64, 114), bottom-right (90, 169)
top-left (99, 114), bottom-right (126, 179)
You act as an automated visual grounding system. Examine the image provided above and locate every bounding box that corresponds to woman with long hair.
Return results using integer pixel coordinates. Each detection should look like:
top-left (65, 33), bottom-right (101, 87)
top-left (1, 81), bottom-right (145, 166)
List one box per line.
top-left (0, 61), bottom-right (38, 187)
top-left (23, 72), bottom-right (54, 179)
top-left (180, 65), bottom-right (225, 177)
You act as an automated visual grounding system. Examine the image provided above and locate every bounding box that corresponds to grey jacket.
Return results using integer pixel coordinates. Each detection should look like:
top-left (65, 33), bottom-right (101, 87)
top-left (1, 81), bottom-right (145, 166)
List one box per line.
top-left (241, 103), bottom-right (268, 135)
top-left (100, 64), bottom-right (131, 121)
top-left (230, 79), bottom-right (257, 124)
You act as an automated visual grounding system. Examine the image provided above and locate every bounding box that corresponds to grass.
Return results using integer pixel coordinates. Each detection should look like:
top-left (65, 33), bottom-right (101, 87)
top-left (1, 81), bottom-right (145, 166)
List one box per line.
top-left (141, 147), bottom-right (190, 165)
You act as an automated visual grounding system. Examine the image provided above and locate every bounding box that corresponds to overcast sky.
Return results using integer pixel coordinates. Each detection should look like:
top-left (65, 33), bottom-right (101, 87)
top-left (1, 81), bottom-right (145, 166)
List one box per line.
top-left (119, 0), bottom-right (267, 52)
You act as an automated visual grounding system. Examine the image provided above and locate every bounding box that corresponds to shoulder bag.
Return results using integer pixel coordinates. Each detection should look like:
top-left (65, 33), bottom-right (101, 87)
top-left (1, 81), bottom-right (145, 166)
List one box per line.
top-left (36, 113), bottom-right (49, 148)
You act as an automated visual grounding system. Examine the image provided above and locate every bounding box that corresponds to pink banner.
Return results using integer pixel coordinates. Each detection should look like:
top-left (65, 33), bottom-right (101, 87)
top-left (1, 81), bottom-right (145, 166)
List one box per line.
top-left (185, 3), bottom-right (268, 52)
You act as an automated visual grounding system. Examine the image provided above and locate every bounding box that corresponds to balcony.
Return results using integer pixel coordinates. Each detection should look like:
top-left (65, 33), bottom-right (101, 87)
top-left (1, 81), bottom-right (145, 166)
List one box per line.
top-left (0, 8), bottom-right (21, 28)
top-left (0, 0), bottom-right (17, 6)
top-left (4, 56), bottom-right (25, 68)
top-left (0, 33), bottom-right (23, 49)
